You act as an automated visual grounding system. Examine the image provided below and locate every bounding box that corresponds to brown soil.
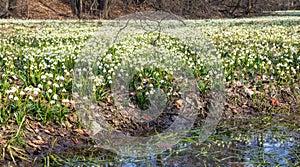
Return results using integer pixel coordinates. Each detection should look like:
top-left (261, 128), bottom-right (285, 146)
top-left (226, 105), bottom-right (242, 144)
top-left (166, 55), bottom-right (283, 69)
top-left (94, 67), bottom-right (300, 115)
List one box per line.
top-left (1, 82), bottom-right (299, 166)
top-left (27, 0), bottom-right (73, 19)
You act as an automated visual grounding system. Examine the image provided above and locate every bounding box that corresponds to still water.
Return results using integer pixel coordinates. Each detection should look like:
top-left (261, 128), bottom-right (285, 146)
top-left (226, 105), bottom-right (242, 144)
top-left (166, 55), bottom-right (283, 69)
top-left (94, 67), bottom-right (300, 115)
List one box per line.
top-left (47, 116), bottom-right (300, 166)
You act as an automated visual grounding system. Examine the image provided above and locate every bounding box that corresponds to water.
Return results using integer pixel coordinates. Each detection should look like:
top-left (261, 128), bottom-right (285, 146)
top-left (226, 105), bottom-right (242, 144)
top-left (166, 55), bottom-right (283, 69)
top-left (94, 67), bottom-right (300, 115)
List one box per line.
top-left (46, 116), bottom-right (300, 166)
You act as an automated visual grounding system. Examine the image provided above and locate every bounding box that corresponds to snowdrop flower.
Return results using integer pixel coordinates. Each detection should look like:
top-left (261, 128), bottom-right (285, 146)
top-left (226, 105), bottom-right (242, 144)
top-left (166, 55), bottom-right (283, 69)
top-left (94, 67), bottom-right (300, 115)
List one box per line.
top-left (62, 99), bottom-right (69, 103)
top-left (20, 91), bottom-right (25, 96)
top-left (48, 89), bottom-right (53, 93)
top-left (53, 83), bottom-right (60, 88)
top-left (33, 90), bottom-right (38, 96)
top-left (53, 94), bottom-right (58, 100)
top-left (48, 73), bottom-right (53, 78)
top-left (10, 87), bottom-right (18, 93)
top-left (41, 75), bottom-right (47, 80)
top-left (8, 95), bottom-right (13, 100)
top-left (38, 84), bottom-right (43, 89)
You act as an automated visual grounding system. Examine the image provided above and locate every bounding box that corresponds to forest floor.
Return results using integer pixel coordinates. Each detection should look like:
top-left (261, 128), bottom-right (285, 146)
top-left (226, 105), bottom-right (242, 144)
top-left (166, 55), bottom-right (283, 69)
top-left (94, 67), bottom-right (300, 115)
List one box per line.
top-left (26, 0), bottom-right (154, 20)
top-left (0, 10), bottom-right (299, 166)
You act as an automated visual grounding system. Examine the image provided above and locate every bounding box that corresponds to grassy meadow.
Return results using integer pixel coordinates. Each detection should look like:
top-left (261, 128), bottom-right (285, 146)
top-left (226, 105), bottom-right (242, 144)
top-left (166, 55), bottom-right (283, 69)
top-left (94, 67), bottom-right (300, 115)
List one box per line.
top-left (0, 16), bottom-right (299, 164)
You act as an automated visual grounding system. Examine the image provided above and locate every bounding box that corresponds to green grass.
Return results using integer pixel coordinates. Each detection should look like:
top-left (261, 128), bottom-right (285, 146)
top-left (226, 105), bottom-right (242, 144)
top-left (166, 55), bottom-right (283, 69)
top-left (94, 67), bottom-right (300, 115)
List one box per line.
top-left (0, 17), bottom-right (299, 125)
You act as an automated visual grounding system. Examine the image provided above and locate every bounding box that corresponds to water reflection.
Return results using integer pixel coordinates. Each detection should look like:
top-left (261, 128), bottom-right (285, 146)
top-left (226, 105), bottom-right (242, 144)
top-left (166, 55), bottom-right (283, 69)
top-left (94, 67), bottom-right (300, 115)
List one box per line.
top-left (51, 116), bottom-right (300, 167)
top-left (243, 131), bottom-right (299, 166)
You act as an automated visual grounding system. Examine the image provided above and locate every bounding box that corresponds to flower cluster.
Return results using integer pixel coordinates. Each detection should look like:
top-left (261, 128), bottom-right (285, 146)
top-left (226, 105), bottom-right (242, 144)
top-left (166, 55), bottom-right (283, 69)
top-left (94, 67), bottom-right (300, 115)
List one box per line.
top-left (0, 17), bottom-right (299, 123)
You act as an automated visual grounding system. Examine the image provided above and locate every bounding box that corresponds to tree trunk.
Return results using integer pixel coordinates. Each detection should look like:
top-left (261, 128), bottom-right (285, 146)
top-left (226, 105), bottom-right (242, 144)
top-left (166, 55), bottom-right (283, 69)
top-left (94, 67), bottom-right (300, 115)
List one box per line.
top-left (27, 0), bottom-right (30, 18)
top-left (98, 0), bottom-right (113, 18)
top-left (156, 0), bottom-right (165, 10)
top-left (71, 0), bottom-right (82, 19)
top-left (0, 0), bottom-right (19, 18)
top-left (0, 0), bottom-right (9, 17)
top-left (9, 0), bottom-right (18, 16)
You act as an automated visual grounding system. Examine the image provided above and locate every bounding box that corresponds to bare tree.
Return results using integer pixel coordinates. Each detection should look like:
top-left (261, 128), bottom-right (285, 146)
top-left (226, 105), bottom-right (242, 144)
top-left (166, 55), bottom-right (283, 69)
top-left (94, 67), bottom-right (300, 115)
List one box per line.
top-left (70, 0), bottom-right (115, 19)
top-left (71, 0), bottom-right (82, 18)
top-left (96, 0), bottom-right (116, 18)
top-left (0, 0), bottom-right (19, 18)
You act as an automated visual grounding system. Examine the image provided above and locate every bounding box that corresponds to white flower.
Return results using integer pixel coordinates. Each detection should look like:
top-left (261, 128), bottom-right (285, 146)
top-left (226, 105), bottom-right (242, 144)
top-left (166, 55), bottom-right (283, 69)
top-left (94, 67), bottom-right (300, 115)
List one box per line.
top-left (10, 87), bottom-right (18, 93)
top-left (53, 94), bottom-right (58, 100)
top-left (62, 99), bottom-right (69, 103)
top-left (48, 73), bottom-right (53, 78)
top-left (20, 91), bottom-right (26, 96)
top-left (8, 95), bottom-right (13, 99)
top-left (50, 100), bottom-right (55, 105)
top-left (38, 84), bottom-right (43, 89)
top-left (33, 91), bottom-right (38, 96)
top-left (53, 83), bottom-right (60, 88)
top-left (76, 84), bottom-right (83, 88)
top-left (13, 96), bottom-right (19, 101)
top-left (41, 75), bottom-right (47, 80)
top-left (33, 88), bottom-right (40, 92)
top-left (48, 89), bottom-right (53, 93)
top-left (29, 96), bottom-right (34, 100)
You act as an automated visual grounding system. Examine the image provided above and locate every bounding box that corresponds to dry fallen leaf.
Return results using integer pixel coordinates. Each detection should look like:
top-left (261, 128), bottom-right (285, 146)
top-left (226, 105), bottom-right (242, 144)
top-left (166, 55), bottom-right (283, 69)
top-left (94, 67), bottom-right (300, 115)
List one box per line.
top-left (70, 100), bottom-right (76, 109)
top-left (32, 139), bottom-right (46, 145)
top-left (0, 138), bottom-right (7, 145)
top-left (106, 97), bottom-right (112, 104)
top-left (175, 99), bottom-right (183, 108)
top-left (71, 138), bottom-right (79, 144)
top-left (74, 129), bottom-right (86, 135)
top-left (27, 141), bottom-right (41, 150)
top-left (25, 126), bottom-right (35, 133)
top-left (69, 114), bottom-right (78, 122)
top-left (49, 127), bottom-right (55, 133)
top-left (63, 120), bottom-right (73, 128)
top-left (142, 113), bottom-right (152, 121)
top-left (271, 98), bottom-right (280, 106)
top-left (44, 129), bottom-right (51, 135)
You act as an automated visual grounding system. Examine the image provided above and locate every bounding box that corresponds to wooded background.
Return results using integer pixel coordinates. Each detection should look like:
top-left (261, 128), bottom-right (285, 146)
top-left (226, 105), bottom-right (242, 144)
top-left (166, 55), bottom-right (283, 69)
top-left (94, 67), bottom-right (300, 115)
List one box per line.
top-left (1, 0), bottom-right (300, 19)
